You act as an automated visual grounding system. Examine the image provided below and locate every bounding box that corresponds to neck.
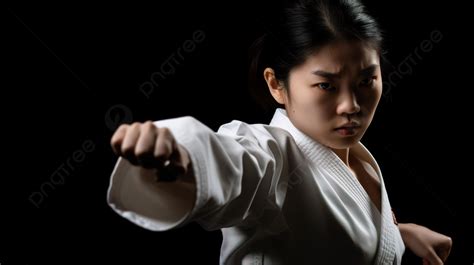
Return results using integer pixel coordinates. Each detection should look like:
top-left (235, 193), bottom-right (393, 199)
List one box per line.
top-left (331, 148), bottom-right (350, 166)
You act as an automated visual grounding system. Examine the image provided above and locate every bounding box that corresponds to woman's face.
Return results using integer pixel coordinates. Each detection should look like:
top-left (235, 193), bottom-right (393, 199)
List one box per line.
top-left (282, 41), bottom-right (382, 149)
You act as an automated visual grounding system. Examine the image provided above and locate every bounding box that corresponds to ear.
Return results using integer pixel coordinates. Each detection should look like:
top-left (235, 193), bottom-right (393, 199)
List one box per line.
top-left (264, 68), bottom-right (286, 105)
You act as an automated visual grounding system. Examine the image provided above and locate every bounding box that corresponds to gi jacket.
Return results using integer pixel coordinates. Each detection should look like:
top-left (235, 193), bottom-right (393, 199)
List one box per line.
top-left (108, 108), bottom-right (405, 264)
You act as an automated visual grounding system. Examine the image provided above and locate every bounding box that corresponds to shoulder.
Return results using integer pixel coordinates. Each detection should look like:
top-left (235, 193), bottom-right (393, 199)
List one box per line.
top-left (218, 120), bottom-right (294, 141)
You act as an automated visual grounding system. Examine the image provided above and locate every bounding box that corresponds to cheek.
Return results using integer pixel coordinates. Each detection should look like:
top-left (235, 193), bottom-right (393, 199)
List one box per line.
top-left (371, 85), bottom-right (383, 108)
top-left (292, 89), bottom-right (326, 108)
top-left (287, 83), bottom-right (335, 119)
top-left (363, 84), bottom-right (382, 110)
top-left (316, 99), bottom-right (335, 120)
top-left (298, 94), bottom-right (335, 121)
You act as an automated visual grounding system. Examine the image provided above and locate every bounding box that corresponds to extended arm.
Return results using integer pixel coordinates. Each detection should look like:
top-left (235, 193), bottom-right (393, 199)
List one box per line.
top-left (107, 117), bottom-right (298, 232)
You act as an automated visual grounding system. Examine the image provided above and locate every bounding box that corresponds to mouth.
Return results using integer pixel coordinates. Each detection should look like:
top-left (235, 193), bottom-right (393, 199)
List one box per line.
top-left (334, 122), bottom-right (361, 130)
top-left (334, 122), bottom-right (361, 136)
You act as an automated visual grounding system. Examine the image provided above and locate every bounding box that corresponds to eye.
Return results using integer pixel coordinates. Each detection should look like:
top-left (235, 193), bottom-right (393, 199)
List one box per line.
top-left (315, 82), bottom-right (336, 91)
top-left (360, 76), bottom-right (376, 87)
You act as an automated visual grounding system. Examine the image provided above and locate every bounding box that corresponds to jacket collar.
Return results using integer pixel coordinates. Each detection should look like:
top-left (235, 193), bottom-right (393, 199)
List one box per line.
top-left (269, 108), bottom-right (381, 176)
top-left (269, 108), bottom-right (401, 264)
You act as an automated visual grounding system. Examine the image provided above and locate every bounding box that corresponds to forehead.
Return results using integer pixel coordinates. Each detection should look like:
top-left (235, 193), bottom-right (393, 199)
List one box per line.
top-left (297, 41), bottom-right (380, 73)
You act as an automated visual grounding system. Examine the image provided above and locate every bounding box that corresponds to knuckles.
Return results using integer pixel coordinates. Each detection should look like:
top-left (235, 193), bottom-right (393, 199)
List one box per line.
top-left (111, 121), bottom-right (178, 169)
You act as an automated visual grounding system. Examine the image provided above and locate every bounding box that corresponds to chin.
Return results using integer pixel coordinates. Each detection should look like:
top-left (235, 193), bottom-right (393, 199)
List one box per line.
top-left (326, 136), bottom-right (362, 149)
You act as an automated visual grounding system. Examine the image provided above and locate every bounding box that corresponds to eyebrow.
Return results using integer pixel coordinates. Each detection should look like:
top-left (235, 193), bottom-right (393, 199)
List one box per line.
top-left (311, 64), bottom-right (379, 78)
top-left (360, 64), bottom-right (379, 76)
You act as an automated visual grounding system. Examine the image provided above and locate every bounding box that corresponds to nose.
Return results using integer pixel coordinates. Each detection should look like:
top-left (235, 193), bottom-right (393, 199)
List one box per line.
top-left (336, 89), bottom-right (360, 116)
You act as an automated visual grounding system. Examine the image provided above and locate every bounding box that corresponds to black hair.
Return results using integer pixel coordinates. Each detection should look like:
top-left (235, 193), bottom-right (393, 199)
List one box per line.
top-left (249, 0), bottom-right (383, 111)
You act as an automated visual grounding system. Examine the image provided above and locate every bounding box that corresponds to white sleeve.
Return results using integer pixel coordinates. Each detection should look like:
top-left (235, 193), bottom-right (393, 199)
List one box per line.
top-left (107, 116), bottom-right (299, 231)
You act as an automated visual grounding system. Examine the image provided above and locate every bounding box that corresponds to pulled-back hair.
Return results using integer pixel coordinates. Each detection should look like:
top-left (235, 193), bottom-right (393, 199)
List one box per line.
top-left (249, 0), bottom-right (383, 111)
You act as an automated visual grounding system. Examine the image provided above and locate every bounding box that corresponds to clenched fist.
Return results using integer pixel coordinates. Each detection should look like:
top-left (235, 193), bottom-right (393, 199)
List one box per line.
top-left (400, 223), bottom-right (452, 265)
top-left (110, 121), bottom-right (191, 181)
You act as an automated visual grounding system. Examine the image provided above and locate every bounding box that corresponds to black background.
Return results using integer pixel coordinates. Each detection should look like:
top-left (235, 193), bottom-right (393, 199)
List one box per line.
top-left (4, 1), bottom-right (473, 264)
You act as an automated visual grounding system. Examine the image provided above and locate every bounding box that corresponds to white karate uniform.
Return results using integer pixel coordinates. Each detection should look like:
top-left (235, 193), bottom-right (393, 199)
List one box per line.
top-left (107, 108), bottom-right (405, 264)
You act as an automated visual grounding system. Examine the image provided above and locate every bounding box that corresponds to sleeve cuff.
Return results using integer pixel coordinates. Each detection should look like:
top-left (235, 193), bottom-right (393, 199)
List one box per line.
top-left (107, 158), bottom-right (196, 231)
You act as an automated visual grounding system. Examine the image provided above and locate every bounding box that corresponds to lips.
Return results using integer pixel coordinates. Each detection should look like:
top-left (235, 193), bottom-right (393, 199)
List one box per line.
top-left (334, 122), bottom-right (361, 130)
top-left (334, 122), bottom-right (361, 137)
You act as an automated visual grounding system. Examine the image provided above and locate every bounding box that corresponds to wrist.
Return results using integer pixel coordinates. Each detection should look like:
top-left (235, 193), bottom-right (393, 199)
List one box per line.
top-left (398, 223), bottom-right (417, 242)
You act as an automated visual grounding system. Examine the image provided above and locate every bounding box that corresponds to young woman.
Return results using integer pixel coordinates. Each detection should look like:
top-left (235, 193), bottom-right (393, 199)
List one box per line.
top-left (107, 0), bottom-right (452, 264)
